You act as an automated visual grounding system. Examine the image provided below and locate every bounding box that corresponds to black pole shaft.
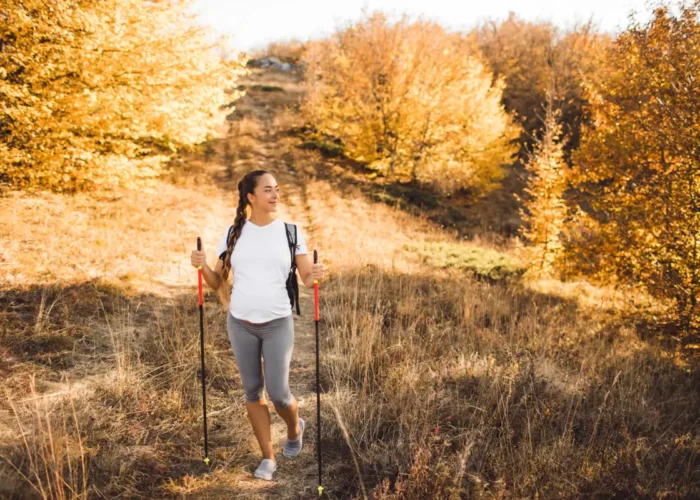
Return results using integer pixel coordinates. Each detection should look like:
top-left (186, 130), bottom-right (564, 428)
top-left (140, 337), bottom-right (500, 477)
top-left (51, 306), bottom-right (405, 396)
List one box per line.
top-left (197, 237), bottom-right (209, 463)
top-left (200, 303), bottom-right (208, 459)
top-left (314, 249), bottom-right (322, 494)
top-left (316, 319), bottom-right (321, 488)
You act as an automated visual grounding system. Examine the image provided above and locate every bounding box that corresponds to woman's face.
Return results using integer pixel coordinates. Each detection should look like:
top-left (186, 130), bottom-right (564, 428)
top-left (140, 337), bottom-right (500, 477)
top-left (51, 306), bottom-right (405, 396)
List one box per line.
top-left (247, 173), bottom-right (279, 214)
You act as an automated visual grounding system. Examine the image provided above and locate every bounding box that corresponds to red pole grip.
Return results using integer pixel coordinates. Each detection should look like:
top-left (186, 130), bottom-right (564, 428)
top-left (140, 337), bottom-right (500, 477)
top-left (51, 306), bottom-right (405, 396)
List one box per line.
top-left (314, 285), bottom-right (319, 321)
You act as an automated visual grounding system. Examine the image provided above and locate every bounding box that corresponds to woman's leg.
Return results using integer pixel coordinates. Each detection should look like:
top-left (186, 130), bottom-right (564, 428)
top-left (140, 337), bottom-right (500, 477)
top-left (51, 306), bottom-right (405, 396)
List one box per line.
top-left (245, 400), bottom-right (274, 460)
top-left (227, 313), bottom-right (275, 460)
top-left (259, 315), bottom-right (300, 439)
top-left (275, 397), bottom-right (301, 440)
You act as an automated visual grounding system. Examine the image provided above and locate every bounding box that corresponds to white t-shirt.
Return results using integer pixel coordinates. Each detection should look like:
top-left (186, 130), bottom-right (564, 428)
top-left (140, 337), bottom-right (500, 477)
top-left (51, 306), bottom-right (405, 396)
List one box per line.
top-left (216, 218), bottom-right (307, 323)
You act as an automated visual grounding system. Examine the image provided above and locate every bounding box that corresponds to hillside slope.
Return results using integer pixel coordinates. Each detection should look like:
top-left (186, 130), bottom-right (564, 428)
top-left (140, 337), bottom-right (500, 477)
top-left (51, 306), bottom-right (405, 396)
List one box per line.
top-left (1, 67), bottom-right (698, 499)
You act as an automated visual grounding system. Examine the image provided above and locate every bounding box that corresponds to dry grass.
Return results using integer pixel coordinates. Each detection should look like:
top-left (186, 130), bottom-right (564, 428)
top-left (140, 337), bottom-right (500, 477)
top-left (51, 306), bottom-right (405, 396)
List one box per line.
top-left (297, 173), bottom-right (700, 497)
top-left (0, 181), bottom-right (230, 293)
top-left (0, 273), bottom-right (247, 498)
top-left (0, 146), bottom-right (252, 497)
top-left (4, 376), bottom-right (88, 500)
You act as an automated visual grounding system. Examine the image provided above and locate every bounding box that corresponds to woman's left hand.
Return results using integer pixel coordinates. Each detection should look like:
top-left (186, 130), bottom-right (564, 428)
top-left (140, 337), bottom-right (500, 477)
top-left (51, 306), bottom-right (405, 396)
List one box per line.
top-left (311, 263), bottom-right (326, 282)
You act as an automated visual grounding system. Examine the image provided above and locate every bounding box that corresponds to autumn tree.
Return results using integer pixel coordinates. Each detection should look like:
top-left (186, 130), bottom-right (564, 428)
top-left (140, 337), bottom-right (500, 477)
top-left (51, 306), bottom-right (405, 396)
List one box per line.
top-left (471, 12), bottom-right (611, 163)
top-left (516, 82), bottom-right (569, 278)
top-left (0, 0), bottom-right (247, 192)
top-left (301, 11), bottom-right (518, 195)
top-left (569, 2), bottom-right (700, 326)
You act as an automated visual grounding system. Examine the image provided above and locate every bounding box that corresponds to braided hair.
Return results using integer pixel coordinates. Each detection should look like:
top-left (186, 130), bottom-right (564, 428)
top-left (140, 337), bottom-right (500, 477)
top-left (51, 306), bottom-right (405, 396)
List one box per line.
top-left (216, 169), bottom-right (270, 309)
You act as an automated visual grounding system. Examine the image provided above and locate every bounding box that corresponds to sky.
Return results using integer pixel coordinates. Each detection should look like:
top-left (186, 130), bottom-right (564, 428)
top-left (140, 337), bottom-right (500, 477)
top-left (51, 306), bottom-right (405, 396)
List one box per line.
top-left (190, 0), bottom-right (662, 54)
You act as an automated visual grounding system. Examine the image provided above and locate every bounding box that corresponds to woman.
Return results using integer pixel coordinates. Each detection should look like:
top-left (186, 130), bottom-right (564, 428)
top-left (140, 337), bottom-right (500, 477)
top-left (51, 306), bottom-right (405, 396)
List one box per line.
top-left (190, 169), bottom-right (326, 481)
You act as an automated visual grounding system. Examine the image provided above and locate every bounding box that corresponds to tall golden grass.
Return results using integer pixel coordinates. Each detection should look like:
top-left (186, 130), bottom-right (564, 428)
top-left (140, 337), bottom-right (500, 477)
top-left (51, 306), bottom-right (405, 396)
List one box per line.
top-left (5, 376), bottom-right (88, 500)
top-left (299, 173), bottom-right (700, 497)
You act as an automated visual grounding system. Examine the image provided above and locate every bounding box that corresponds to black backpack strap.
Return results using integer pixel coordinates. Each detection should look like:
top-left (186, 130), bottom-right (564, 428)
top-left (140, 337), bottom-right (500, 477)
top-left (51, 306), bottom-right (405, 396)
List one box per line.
top-left (284, 222), bottom-right (295, 261)
top-left (284, 222), bottom-right (301, 315)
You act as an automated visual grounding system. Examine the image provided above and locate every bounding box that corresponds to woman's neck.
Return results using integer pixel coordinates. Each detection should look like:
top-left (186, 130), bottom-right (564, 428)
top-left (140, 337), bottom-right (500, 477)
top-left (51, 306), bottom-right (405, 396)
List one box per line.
top-left (248, 211), bottom-right (275, 226)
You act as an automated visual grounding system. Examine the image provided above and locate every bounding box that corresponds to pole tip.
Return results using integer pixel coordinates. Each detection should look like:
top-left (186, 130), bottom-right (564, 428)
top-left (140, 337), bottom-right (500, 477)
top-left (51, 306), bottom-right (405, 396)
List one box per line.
top-left (317, 485), bottom-right (324, 496)
top-left (203, 457), bottom-right (210, 465)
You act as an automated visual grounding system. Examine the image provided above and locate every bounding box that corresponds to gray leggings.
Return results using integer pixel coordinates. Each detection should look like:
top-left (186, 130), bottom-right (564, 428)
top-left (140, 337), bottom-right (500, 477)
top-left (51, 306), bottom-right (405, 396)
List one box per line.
top-left (226, 312), bottom-right (295, 408)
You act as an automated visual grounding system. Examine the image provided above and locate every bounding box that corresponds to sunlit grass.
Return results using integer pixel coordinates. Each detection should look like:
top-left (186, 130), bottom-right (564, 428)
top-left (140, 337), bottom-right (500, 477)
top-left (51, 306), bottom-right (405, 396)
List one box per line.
top-left (404, 240), bottom-right (524, 280)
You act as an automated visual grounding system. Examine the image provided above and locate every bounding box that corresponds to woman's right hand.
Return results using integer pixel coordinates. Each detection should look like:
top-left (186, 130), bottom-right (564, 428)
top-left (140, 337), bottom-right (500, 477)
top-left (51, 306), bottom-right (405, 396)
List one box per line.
top-left (191, 249), bottom-right (207, 269)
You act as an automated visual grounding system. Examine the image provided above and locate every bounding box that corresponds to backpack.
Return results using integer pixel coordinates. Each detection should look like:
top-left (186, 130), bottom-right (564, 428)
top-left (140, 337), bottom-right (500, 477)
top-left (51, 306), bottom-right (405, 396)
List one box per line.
top-left (218, 221), bottom-right (301, 315)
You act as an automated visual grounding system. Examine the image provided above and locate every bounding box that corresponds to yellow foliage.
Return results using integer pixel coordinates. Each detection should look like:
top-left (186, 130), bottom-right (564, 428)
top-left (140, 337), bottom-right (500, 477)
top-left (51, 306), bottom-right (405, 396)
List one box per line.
top-left (471, 12), bottom-right (612, 163)
top-left (516, 90), bottom-right (569, 278)
top-left (570, 4), bottom-right (700, 326)
top-left (301, 11), bottom-right (519, 195)
top-left (0, 0), bottom-right (248, 192)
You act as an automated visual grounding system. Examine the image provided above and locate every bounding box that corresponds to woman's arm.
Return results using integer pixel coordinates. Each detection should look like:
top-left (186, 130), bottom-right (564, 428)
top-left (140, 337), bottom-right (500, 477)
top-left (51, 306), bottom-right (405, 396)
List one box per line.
top-left (295, 253), bottom-right (325, 288)
top-left (202, 258), bottom-right (225, 291)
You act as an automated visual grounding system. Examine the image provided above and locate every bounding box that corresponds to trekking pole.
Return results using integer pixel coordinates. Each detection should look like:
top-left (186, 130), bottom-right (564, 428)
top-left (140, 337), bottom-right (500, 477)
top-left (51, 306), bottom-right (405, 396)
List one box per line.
top-left (196, 237), bottom-right (210, 466)
top-left (314, 249), bottom-right (324, 496)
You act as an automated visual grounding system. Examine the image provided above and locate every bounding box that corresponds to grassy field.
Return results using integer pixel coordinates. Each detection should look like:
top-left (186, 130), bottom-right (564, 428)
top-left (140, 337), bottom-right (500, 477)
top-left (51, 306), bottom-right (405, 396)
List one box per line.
top-left (1, 67), bottom-right (698, 499)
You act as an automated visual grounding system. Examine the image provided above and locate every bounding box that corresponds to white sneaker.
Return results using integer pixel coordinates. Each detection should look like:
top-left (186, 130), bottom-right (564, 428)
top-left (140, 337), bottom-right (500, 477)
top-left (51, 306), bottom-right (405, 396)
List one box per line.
top-left (283, 417), bottom-right (305, 458)
top-left (254, 458), bottom-right (277, 480)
